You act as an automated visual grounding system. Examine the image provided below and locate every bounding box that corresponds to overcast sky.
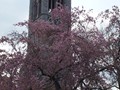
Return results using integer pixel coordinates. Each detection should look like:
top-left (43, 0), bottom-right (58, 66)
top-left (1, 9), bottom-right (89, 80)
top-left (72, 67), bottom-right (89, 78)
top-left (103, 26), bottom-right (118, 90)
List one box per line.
top-left (0, 0), bottom-right (120, 36)
top-left (0, 1), bottom-right (120, 89)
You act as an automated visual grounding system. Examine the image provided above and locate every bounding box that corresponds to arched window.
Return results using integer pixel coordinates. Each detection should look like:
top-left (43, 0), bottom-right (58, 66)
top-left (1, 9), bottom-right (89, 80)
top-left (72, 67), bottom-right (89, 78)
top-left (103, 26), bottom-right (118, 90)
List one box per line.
top-left (48, 0), bottom-right (63, 11)
top-left (36, 0), bottom-right (41, 18)
top-left (33, 0), bottom-right (37, 20)
top-left (48, 0), bottom-right (55, 11)
top-left (33, 0), bottom-right (41, 20)
top-left (57, 0), bottom-right (63, 5)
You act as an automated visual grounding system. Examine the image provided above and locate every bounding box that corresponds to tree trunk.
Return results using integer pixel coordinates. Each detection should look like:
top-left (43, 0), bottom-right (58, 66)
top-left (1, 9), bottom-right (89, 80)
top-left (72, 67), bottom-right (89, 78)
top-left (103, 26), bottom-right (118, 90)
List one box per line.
top-left (117, 68), bottom-right (120, 89)
top-left (54, 79), bottom-right (61, 90)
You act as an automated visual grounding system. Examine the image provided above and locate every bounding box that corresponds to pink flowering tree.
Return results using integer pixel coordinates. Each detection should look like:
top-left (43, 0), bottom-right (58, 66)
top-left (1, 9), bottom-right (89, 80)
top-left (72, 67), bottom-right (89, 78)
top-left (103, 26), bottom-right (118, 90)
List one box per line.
top-left (0, 6), bottom-right (120, 90)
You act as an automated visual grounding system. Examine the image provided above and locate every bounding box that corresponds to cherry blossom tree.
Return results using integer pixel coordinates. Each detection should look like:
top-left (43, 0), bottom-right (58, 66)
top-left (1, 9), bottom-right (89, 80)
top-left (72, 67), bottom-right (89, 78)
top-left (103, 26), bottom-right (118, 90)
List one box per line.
top-left (0, 6), bottom-right (120, 90)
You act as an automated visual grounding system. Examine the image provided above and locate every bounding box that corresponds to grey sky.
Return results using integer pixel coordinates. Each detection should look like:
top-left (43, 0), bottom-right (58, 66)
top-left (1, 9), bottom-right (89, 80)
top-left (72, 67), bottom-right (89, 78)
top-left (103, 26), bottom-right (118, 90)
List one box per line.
top-left (0, 0), bottom-right (29, 36)
top-left (0, 1), bottom-right (120, 89)
top-left (0, 0), bottom-right (120, 36)
top-left (72, 0), bottom-right (120, 12)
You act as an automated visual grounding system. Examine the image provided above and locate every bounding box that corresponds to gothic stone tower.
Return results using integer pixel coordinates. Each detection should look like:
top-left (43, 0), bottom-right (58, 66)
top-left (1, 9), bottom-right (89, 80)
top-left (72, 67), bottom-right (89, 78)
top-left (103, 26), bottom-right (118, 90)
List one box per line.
top-left (28, 0), bottom-right (71, 90)
top-left (29, 0), bottom-right (71, 21)
top-left (28, 0), bottom-right (71, 57)
top-left (29, 0), bottom-right (71, 50)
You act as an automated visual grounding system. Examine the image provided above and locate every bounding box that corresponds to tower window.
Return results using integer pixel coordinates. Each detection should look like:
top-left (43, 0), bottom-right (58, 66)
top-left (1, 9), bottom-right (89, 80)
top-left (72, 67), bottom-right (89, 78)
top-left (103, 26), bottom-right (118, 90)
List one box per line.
top-left (33, 0), bottom-right (41, 20)
top-left (57, 0), bottom-right (63, 5)
top-left (33, 0), bottom-right (37, 20)
top-left (48, 0), bottom-right (63, 11)
top-left (36, 0), bottom-right (41, 18)
top-left (49, 0), bottom-right (55, 11)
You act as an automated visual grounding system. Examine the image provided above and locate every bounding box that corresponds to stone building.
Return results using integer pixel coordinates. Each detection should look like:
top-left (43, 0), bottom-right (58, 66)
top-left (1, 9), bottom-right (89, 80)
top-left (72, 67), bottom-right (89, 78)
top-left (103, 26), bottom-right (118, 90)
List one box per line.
top-left (28, 0), bottom-right (71, 50)
top-left (28, 0), bottom-right (71, 90)
top-left (29, 0), bottom-right (71, 21)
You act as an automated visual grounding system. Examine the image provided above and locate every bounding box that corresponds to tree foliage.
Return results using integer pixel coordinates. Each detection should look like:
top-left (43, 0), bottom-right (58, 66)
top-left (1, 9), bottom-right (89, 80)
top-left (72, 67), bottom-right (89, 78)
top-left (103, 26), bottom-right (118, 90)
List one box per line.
top-left (0, 6), bottom-right (120, 90)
